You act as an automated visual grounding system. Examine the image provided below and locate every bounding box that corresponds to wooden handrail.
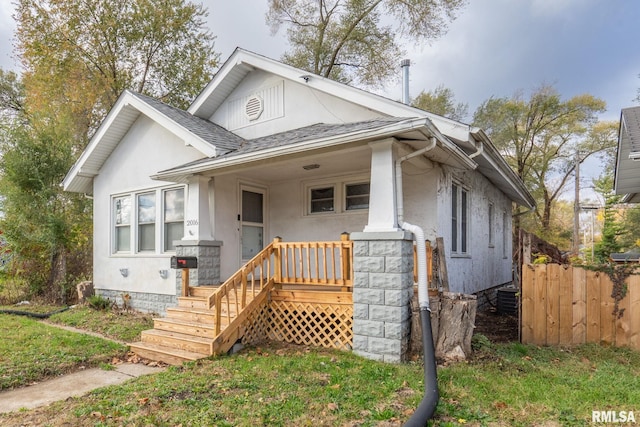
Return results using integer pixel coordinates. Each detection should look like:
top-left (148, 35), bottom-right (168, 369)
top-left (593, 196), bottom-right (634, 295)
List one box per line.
top-left (207, 241), bottom-right (277, 334)
top-left (206, 236), bottom-right (354, 336)
top-left (273, 237), bottom-right (353, 287)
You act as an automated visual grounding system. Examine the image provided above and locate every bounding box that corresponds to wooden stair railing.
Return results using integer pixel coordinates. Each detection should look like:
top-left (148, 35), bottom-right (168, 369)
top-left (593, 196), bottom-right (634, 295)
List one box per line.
top-left (132, 236), bottom-right (355, 363)
top-left (206, 240), bottom-right (277, 355)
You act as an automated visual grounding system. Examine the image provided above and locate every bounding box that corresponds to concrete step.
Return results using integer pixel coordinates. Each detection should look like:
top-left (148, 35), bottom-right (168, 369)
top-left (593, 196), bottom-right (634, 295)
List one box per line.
top-left (129, 341), bottom-right (207, 366)
top-left (140, 329), bottom-right (212, 354)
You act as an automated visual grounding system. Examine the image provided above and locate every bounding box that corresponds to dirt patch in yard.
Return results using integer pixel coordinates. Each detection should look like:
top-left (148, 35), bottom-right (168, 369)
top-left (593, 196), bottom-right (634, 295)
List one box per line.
top-left (474, 309), bottom-right (519, 343)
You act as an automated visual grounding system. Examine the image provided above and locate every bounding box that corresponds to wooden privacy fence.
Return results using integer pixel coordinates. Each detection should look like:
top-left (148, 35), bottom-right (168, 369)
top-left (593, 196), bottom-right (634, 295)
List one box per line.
top-left (521, 264), bottom-right (640, 350)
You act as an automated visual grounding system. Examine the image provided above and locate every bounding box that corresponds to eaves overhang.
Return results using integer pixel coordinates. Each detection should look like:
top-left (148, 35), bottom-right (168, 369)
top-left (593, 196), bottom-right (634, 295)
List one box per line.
top-left (63, 90), bottom-right (223, 194)
top-left (469, 128), bottom-right (536, 209)
top-left (151, 117), bottom-right (477, 182)
top-left (614, 107), bottom-right (640, 202)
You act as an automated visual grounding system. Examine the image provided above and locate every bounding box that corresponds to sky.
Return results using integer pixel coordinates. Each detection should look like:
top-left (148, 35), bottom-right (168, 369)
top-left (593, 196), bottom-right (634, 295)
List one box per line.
top-left (1, 0), bottom-right (639, 199)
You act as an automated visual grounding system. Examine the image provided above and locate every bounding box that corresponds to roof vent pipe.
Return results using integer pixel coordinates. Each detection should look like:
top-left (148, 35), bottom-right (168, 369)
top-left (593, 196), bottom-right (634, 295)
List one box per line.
top-left (401, 59), bottom-right (411, 105)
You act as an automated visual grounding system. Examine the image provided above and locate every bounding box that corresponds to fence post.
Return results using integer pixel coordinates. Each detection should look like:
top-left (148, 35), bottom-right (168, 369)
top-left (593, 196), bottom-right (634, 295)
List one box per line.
top-left (340, 232), bottom-right (351, 290)
top-left (273, 237), bottom-right (282, 287)
top-left (182, 269), bottom-right (190, 297)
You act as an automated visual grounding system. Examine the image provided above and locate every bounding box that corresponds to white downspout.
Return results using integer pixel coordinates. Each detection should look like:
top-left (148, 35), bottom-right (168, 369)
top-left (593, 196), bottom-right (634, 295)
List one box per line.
top-left (395, 137), bottom-right (436, 230)
top-left (468, 139), bottom-right (484, 159)
top-left (395, 137), bottom-right (435, 306)
top-left (396, 138), bottom-right (440, 426)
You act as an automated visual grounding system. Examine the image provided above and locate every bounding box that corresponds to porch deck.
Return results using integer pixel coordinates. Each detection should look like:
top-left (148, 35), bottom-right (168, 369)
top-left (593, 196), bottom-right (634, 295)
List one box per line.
top-left (130, 237), bottom-right (354, 365)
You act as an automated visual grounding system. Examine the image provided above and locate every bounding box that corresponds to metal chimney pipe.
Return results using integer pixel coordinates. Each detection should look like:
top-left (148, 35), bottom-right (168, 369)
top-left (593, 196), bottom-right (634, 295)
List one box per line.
top-left (401, 59), bottom-right (411, 105)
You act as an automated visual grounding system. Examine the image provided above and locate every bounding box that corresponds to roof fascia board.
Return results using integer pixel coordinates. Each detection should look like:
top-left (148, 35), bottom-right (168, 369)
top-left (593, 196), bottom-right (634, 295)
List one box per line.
top-left (63, 90), bottom-right (218, 192)
top-left (614, 111), bottom-right (627, 194)
top-left (470, 127), bottom-right (536, 209)
top-left (125, 95), bottom-right (217, 157)
top-left (152, 118), bottom-right (476, 181)
top-left (63, 90), bottom-right (135, 190)
top-left (188, 48), bottom-right (255, 116)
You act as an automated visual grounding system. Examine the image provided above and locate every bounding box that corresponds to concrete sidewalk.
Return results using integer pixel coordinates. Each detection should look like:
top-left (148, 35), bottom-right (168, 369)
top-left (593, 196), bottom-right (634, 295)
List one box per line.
top-left (0, 362), bottom-right (164, 413)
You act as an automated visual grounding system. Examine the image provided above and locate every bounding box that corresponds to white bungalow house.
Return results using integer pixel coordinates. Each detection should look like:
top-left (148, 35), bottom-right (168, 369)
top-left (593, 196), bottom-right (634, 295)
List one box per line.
top-left (63, 48), bottom-right (534, 319)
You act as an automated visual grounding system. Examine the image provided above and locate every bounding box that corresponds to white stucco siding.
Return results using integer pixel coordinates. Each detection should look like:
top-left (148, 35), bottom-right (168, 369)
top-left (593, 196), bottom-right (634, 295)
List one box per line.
top-left (399, 163), bottom-right (441, 240)
top-left (209, 70), bottom-right (384, 139)
top-left (211, 174), bottom-right (242, 279)
top-left (212, 172), bottom-right (371, 280)
top-left (269, 177), bottom-right (369, 242)
top-left (441, 167), bottom-right (513, 294)
top-left (92, 115), bottom-right (206, 295)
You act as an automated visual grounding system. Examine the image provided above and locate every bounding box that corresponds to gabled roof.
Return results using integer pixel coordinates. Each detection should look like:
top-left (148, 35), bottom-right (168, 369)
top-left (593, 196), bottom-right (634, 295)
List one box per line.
top-left (63, 48), bottom-right (535, 209)
top-left (63, 90), bottom-right (244, 194)
top-left (614, 106), bottom-right (640, 202)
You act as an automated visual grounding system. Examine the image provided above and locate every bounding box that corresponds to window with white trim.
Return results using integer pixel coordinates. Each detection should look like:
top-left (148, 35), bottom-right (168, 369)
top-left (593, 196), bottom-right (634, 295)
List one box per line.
top-left (114, 196), bottom-right (131, 252)
top-left (451, 183), bottom-right (468, 254)
top-left (309, 186), bottom-right (335, 213)
top-left (163, 188), bottom-right (185, 252)
top-left (112, 186), bottom-right (184, 254)
top-left (137, 192), bottom-right (156, 252)
top-left (488, 202), bottom-right (494, 247)
top-left (305, 176), bottom-right (370, 215)
top-left (503, 210), bottom-right (509, 258)
top-left (345, 182), bottom-right (370, 211)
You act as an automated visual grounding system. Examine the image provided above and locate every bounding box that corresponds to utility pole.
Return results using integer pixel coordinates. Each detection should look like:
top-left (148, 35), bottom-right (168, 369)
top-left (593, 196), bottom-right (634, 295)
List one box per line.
top-left (572, 153), bottom-right (581, 256)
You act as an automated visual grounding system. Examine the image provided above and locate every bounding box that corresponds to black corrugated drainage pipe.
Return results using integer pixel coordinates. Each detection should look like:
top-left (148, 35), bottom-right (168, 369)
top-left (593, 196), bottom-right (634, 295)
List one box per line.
top-left (401, 222), bottom-right (439, 426)
top-left (404, 306), bottom-right (439, 426)
top-left (0, 306), bottom-right (71, 319)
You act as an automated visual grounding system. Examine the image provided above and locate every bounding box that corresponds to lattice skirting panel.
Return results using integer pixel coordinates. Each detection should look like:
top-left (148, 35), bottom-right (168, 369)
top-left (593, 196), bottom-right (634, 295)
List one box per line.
top-left (242, 299), bottom-right (353, 350)
top-left (242, 303), bottom-right (271, 346)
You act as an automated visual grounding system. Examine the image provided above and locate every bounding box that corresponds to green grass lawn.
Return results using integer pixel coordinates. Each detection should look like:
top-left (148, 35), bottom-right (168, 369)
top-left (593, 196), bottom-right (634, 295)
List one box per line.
top-left (1, 306), bottom-right (639, 426)
top-left (48, 305), bottom-right (155, 343)
top-left (0, 313), bottom-right (127, 390)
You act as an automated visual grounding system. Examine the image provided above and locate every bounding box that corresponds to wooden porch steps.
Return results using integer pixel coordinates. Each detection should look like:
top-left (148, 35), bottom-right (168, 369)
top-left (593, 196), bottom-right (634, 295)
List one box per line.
top-left (129, 342), bottom-right (206, 366)
top-left (129, 237), bottom-right (355, 365)
top-left (130, 286), bottom-right (254, 365)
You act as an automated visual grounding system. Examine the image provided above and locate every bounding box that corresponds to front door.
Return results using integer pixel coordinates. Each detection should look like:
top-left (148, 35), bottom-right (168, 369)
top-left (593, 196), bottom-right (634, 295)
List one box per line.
top-left (240, 186), bottom-right (266, 262)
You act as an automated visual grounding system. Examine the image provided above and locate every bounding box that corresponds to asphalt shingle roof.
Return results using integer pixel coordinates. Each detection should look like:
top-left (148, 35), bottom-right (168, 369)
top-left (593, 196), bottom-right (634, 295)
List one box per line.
top-left (159, 116), bottom-right (412, 173)
top-left (228, 116), bottom-right (410, 156)
top-left (622, 106), bottom-right (640, 154)
top-left (130, 92), bottom-right (244, 153)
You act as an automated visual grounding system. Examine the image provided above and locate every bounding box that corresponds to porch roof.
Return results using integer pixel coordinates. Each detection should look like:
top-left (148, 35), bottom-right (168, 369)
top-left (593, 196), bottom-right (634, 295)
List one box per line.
top-left (151, 116), bottom-right (477, 182)
top-left (614, 106), bottom-right (640, 203)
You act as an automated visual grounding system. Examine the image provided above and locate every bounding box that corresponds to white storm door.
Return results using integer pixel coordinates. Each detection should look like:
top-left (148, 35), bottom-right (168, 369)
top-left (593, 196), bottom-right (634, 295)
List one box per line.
top-left (240, 187), bottom-right (266, 262)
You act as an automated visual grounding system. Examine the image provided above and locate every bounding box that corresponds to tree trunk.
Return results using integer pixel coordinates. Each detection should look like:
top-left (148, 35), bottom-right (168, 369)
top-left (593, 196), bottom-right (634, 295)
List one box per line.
top-left (411, 290), bottom-right (477, 362)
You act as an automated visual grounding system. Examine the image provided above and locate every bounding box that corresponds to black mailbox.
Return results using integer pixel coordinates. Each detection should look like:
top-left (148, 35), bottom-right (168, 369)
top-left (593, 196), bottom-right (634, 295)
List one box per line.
top-left (171, 256), bottom-right (198, 269)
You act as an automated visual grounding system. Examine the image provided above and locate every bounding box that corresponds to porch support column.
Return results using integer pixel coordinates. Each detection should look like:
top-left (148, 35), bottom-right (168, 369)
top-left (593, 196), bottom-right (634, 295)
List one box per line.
top-left (351, 231), bottom-right (414, 362)
top-left (364, 138), bottom-right (399, 233)
top-left (184, 175), bottom-right (214, 241)
top-left (175, 175), bottom-right (221, 292)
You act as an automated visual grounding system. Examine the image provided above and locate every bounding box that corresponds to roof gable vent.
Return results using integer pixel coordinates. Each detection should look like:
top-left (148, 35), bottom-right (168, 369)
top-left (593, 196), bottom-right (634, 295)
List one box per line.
top-left (245, 95), bottom-right (264, 121)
